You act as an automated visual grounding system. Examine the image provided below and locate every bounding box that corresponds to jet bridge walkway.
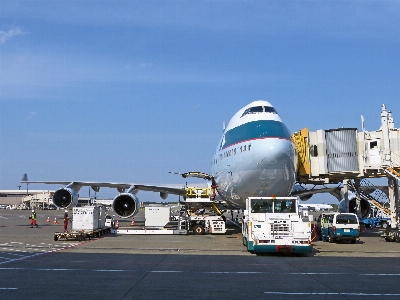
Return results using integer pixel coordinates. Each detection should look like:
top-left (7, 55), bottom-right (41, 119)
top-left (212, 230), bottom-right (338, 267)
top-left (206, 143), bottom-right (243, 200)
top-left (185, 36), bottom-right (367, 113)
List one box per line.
top-left (291, 104), bottom-right (400, 227)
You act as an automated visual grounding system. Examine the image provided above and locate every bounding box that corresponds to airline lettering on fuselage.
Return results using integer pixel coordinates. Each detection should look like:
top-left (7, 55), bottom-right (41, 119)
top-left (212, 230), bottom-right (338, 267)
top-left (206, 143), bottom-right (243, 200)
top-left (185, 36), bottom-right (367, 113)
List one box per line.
top-left (215, 143), bottom-right (252, 163)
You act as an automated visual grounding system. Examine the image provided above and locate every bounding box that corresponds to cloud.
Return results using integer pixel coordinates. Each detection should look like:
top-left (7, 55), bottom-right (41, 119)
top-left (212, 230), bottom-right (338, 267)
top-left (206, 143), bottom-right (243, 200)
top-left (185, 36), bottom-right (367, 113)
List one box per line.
top-left (0, 26), bottom-right (24, 44)
top-left (26, 112), bottom-right (37, 122)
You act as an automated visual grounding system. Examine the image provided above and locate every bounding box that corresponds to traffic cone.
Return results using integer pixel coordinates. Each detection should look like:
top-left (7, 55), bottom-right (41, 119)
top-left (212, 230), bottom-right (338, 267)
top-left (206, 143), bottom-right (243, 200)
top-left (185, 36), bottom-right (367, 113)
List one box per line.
top-left (131, 218), bottom-right (135, 226)
top-left (47, 216), bottom-right (50, 223)
top-left (54, 217), bottom-right (58, 224)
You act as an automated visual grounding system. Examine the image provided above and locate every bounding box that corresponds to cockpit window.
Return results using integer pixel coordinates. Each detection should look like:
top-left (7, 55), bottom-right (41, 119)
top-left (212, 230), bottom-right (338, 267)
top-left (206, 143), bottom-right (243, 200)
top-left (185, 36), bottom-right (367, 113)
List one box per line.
top-left (241, 106), bottom-right (278, 117)
top-left (264, 106), bottom-right (277, 114)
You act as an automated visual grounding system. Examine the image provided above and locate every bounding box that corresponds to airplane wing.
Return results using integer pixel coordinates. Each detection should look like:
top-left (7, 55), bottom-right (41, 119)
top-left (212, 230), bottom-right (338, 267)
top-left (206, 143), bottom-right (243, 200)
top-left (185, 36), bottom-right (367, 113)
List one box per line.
top-left (21, 171), bottom-right (212, 195)
top-left (21, 180), bottom-right (186, 195)
top-left (291, 185), bottom-right (342, 201)
top-left (20, 172), bottom-right (210, 218)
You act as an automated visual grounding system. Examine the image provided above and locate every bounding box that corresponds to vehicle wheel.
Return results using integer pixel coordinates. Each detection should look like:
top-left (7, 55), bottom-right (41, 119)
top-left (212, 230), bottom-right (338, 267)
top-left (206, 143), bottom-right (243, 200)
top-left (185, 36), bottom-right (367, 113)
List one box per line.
top-left (351, 239), bottom-right (356, 244)
top-left (54, 235), bottom-right (58, 241)
top-left (193, 225), bottom-right (205, 235)
top-left (381, 222), bottom-right (388, 229)
top-left (328, 236), bottom-right (333, 243)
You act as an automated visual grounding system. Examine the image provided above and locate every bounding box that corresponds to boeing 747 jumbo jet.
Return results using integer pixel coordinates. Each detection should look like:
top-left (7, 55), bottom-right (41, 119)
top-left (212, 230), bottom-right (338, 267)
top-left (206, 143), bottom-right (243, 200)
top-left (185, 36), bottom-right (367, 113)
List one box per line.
top-left (210, 100), bottom-right (296, 208)
top-left (22, 100), bottom-right (314, 218)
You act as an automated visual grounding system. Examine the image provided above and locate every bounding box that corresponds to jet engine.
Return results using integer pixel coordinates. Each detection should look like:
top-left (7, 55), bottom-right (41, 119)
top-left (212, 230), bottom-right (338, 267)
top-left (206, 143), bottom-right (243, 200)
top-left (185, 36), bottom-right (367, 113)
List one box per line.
top-left (339, 197), bottom-right (370, 219)
top-left (291, 184), bottom-right (313, 201)
top-left (112, 193), bottom-right (140, 218)
top-left (298, 194), bottom-right (313, 201)
top-left (52, 188), bottom-right (79, 208)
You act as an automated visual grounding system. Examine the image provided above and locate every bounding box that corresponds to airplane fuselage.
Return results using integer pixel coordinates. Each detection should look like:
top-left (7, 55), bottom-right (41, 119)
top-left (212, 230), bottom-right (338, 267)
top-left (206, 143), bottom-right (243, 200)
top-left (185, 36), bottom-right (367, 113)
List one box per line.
top-left (211, 101), bottom-right (296, 208)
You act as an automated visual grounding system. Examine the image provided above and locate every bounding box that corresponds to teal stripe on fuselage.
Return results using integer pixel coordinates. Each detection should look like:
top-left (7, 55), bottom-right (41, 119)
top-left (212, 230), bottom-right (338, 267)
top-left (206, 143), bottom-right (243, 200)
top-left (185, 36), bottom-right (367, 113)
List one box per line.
top-left (222, 120), bottom-right (291, 149)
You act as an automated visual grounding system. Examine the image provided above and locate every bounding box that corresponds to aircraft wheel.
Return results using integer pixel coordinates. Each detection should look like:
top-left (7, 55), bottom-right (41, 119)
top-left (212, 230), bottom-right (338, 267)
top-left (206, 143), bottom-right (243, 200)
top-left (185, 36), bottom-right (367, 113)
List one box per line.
top-left (193, 225), bottom-right (205, 235)
top-left (54, 235), bottom-right (58, 241)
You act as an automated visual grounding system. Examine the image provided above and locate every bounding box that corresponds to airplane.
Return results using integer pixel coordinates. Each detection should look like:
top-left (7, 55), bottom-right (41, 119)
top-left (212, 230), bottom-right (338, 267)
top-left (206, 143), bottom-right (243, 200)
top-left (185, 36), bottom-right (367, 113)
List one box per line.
top-left (210, 100), bottom-right (296, 207)
top-left (21, 100), bottom-right (335, 218)
top-left (298, 203), bottom-right (334, 212)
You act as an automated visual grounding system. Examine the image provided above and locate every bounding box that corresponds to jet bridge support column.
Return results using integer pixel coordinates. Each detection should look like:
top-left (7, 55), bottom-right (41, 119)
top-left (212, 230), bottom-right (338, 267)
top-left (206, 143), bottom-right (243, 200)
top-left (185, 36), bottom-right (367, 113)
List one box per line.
top-left (388, 177), bottom-right (399, 228)
top-left (354, 179), bottom-right (362, 219)
top-left (343, 179), bottom-right (350, 213)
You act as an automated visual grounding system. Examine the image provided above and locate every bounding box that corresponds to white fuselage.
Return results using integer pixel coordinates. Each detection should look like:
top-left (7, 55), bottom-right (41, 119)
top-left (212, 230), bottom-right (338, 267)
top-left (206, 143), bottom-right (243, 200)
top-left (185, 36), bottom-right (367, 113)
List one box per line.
top-left (211, 101), bottom-right (296, 209)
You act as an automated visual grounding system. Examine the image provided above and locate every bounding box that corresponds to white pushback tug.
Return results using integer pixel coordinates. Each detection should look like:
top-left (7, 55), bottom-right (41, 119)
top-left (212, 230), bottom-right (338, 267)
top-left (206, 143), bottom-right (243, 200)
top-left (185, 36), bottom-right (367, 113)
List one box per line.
top-left (242, 197), bottom-right (312, 253)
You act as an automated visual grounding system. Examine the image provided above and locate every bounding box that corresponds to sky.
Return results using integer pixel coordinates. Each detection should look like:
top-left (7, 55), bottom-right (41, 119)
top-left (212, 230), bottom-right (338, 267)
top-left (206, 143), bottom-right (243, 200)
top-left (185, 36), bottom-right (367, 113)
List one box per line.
top-left (1, 1), bottom-right (399, 204)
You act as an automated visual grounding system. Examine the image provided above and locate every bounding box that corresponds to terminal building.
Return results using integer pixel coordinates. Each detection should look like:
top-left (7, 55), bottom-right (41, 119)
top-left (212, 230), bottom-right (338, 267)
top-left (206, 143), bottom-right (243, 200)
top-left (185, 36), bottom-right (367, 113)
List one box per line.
top-left (0, 190), bottom-right (54, 209)
top-left (0, 191), bottom-right (114, 210)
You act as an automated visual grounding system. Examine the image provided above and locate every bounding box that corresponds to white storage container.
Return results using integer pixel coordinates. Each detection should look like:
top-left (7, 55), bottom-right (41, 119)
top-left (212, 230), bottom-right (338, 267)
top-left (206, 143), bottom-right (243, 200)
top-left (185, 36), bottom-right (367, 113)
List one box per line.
top-left (145, 206), bottom-right (170, 227)
top-left (73, 206), bottom-right (105, 231)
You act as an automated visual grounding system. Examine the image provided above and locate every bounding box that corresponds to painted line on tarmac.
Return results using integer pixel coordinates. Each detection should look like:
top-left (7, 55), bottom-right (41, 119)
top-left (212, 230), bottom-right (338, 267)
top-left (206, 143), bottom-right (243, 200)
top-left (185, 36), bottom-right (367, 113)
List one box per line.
top-left (0, 238), bottom-right (102, 265)
top-left (0, 268), bottom-right (400, 277)
top-left (0, 252), bottom-right (46, 265)
top-left (265, 292), bottom-right (400, 296)
top-left (0, 288), bottom-right (17, 290)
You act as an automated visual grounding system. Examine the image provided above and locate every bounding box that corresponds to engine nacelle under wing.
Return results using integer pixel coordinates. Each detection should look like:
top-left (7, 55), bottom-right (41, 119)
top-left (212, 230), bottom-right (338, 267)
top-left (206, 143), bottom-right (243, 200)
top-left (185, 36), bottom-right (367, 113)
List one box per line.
top-left (339, 198), bottom-right (370, 219)
top-left (298, 194), bottom-right (313, 201)
top-left (112, 193), bottom-right (140, 218)
top-left (52, 188), bottom-right (79, 208)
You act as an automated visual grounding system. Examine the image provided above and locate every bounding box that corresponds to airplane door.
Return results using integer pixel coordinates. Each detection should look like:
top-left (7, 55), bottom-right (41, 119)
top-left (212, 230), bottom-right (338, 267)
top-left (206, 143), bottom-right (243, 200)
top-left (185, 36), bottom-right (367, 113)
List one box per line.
top-left (367, 139), bottom-right (381, 166)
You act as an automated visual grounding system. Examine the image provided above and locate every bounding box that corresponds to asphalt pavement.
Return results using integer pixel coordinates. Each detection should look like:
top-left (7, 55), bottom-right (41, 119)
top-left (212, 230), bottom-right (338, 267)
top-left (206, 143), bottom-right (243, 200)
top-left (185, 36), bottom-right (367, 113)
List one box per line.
top-left (1, 209), bottom-right (400, 300)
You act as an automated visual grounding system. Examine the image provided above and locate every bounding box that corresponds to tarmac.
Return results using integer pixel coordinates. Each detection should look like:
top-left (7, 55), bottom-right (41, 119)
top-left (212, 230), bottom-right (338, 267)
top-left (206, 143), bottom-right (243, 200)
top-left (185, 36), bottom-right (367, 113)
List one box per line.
top-left (1, 209), bottom-right (400, 299)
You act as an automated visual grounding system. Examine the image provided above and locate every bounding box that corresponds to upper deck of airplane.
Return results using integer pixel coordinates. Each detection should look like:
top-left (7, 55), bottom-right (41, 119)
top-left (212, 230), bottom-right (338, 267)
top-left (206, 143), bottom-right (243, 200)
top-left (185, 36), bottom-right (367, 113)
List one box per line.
top-left (218, 100), bottom-right (292, 150)
top-left (226, 100), bottom-right (282, 130)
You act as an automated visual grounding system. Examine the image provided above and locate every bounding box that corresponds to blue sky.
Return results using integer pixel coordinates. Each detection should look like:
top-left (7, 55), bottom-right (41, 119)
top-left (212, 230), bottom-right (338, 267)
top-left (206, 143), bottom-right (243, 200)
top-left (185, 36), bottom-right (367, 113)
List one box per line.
top-left (1, 1), bottom-right (399, 204)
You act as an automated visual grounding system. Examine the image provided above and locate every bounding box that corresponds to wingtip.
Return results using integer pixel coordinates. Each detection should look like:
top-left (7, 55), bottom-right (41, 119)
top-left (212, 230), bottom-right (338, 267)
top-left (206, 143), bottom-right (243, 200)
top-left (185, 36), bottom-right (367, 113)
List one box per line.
top-left (21, 173), bottom-right (28, 182)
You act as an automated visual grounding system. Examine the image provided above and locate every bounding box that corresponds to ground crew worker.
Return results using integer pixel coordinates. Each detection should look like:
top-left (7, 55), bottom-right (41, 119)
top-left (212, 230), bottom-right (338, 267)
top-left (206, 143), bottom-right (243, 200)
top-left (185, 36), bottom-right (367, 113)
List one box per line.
top-left (385, 223), bottom-right (392, 236)
top-left (320, 214), bottom-right (325, 241)
top-left (30, 209), bottom-right (38, 228)
top-left (63, 210), bottom-right (69, 232)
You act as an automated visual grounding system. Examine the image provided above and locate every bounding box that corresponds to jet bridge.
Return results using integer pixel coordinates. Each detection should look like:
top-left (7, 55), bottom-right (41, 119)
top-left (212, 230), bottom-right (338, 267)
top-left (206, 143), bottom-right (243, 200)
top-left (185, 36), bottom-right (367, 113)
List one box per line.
top-left (292, 104), bottom-right (400, 227)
